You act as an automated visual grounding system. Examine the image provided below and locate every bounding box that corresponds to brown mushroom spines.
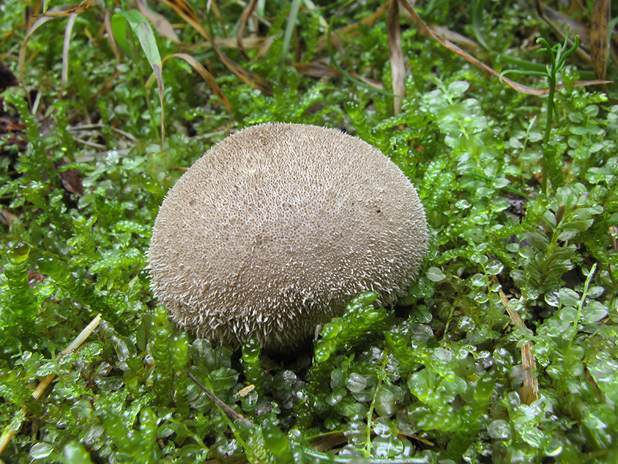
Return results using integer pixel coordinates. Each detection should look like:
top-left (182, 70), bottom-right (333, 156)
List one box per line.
top-left (148, 123), bottom-right (428, 349)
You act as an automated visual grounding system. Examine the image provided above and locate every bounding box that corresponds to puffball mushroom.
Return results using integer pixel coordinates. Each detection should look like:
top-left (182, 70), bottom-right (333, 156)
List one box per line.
top-left (148, 123), bottom-right (428, 350)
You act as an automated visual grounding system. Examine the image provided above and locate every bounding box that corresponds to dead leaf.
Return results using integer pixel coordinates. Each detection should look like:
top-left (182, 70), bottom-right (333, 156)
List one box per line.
top-left (28, 270), bottom-right (45, 286)
top-left (387, 0), bottom-right (405, 114)
top-left (136, 0), bottom-right (180, 43)
top-left (591, 0), bottom-right (610, 81)
top-left (0, 105), bottom-right (27, 153)
top-left (531, 1), bottom-right (618, 76)
top-left (610, 225), bottom-right (618, 251)
top-left (157, 0), bottom-right (272, 95)
top-left (308, 432), bottom-right (348, 453)
top-left (26, 0), bottom-right (43, 30)
top-left (163, 53), bottom-right (232, 115)
top-left (0, 209), bottom-right (19, 226)
top-left (532, 1), bottom-right (610, 65)
top-left (348, 70), bottom-right (384, 90)
top-left (237, 0), bottom-right (258, 60)
top-left (400, 0), bottom-right (611, 96)
top-left (0, 60), bottom-right (18, 93)
top-left (177, 36), bottom-right (269, 50)
top-left (292, 62), bottom-right (341, 78)
top-left (493, 275), bottom-right (539, 404)
top-left (254, 35), bottom-right (276, 60)
top-left (104, 10), bottom-right (121, 64)
top-left (537, 1), bottom-right (591, 48)
top-left (19, 15), bottom-right (54, 84)
top-left (157, 0), bottom-right (209, 37)
top-left (398, 433), bottom-right (435, 447)
top-left (207, 0), bottom-right (226, 32)
top-left (520, 342), bottom-right (539, 405)
top-left (59, 168), bottom-right (84, 196)
top-left (19, 1), bottom-right (97, 92)
top-left (0, 118), bottom-right (26, 133)
top-left (35, 0), bottom-right (95, 17)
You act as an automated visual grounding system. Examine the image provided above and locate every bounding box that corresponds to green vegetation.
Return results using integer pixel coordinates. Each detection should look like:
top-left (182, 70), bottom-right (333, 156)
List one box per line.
top-left (1, 1), bottom-right (617, 462)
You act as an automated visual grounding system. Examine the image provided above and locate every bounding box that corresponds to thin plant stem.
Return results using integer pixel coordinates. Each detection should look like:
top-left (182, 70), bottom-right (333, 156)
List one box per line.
top-left (542, 72), bottom-right (555, 194)
top-left (501, 29), bottom-right (579, 194)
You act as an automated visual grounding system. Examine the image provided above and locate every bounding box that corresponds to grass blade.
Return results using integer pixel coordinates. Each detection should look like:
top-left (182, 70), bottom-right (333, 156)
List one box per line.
top-left (164, 53), bottom-right (232, 116)
top-left (279, 0), bottom-right (302, 80)
top-left (112, 9), bottom-right (165, 146)
top-left (61, 13), bottom-right (77, 95)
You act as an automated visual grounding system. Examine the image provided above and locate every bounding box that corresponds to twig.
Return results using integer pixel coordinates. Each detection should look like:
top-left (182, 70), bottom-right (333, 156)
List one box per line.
top-left (0, 314), bottom-right (103, 456)
top-left (492, 276), bottom-right (539, 404)
top-left (69, 123), bottom-right (137, 142)
top-left (187, 372), bottom-right (254, 428)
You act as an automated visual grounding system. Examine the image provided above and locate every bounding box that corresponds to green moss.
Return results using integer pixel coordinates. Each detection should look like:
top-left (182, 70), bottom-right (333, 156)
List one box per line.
top-left (0, 0), bottom-right (617, 462)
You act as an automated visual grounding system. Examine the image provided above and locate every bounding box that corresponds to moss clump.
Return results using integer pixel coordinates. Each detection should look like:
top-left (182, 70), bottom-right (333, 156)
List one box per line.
top-left (0, 1), bottom-right (617, 462)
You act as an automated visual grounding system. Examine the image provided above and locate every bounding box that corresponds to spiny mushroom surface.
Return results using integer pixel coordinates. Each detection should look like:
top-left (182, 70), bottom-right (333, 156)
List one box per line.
top-left (148, 123), bottom-right (428, 350)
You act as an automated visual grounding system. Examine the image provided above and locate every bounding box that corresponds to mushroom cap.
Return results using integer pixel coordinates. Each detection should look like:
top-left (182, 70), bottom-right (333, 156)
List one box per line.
top-left (148, 123), bottom-right (428, 350)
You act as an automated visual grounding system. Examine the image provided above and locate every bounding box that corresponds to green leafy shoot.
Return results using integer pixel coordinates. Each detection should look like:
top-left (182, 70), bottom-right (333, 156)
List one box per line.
top-left (501, 29), bottom-right (581, 194)
top-left (112, 9), bottom-right (165, 147)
